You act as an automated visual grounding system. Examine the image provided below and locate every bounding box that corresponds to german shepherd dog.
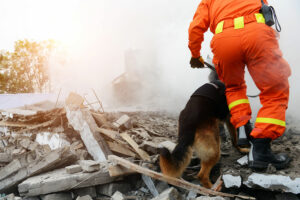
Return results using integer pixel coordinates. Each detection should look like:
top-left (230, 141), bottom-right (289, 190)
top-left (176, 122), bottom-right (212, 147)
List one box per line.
top-left (159, 70), bottom-right (249, 188)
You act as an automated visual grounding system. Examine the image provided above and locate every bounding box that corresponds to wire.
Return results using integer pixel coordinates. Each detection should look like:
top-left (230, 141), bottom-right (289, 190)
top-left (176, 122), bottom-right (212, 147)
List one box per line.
top-left (270, 6), bottom-right (281, 32)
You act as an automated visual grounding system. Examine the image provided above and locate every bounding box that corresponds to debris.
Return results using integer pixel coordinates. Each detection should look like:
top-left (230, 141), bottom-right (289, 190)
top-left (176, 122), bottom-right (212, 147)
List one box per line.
top-left (222, 174), bottom-right (242, 188)
top-left (142, 174), bottom-right (159, 197)
top-left (244, 173), bottom-right (300, 194)
top-left (120, 132), bottom-right (150, 161)
top-left (76, 195), bottom-right (93, 200)
top-left (65, 165), bottom-right (82, 174)
top-left (0, 152), bottom-right (11, 163)
top-left (274, 193), bottom-right (299, 200)
top-left (187, 190), bottom-right (197, 200)
top-left (107, 141), bottom-right (137, 157)
top-left (237, 156), bottom-right (248, 166)
top-left (113, 115), bottom-right (131, 129)
top-left (0, 159), bottom-right (22, 180)
top-left (0, 147), bottom-right (77, 193)
top-left (112, 191), bottom-right (125, 200)
top-left (18, 168), bottom-right (115, 196)
top-left (65, 100), bottom-right (111, 162)
top-left (211, 176), bottom-right (223, 192)
top-left (108, 164), bottom-right (136, 177)
top-left (108, 155), bottom-right (255, 199)
top-left (96, 182), bottom-right (132, 197)
top-left (40, 192), bottom-right (72, 200)
top-left (79, 160), bottom-right (100, 172)
top-left (151, 187), bottom-right (181, 200)
top-left (73, 187), bottom-right (97, 199)
top-left (35, 132), bottom-right (70, 150)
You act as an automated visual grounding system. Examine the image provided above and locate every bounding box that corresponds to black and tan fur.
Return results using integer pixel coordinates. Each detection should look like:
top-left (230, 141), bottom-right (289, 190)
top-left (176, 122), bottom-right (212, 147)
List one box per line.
top-left (159, 70), bottom-right (249, 188)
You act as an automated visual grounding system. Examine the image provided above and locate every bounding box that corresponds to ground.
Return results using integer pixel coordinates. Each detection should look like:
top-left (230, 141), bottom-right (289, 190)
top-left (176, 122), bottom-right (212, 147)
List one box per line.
top-left (126, 111), bottom-right (300, 183)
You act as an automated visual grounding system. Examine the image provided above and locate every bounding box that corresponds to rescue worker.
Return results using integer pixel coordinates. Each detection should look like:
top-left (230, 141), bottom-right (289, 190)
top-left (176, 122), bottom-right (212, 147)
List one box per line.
top-left (188, 0), bottom-right (291, 169)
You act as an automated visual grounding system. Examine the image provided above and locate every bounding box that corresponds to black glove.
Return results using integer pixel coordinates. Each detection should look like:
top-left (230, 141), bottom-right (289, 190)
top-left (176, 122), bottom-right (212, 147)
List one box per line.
top-left (190, 56), bottom-right (205, 68)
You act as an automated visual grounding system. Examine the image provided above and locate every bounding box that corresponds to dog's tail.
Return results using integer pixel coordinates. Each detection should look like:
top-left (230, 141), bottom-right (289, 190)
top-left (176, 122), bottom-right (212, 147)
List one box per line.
top-left (159, 142), bottom-right (193, 178)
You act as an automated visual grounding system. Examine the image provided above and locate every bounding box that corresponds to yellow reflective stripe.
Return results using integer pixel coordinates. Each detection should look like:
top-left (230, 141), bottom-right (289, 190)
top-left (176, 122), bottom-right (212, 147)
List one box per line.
top-left (234, 16), bottom-right (244, 29)
top-left (228, 99), bottom-right (249, 110)
top-left (215, 21), bottom-right (224, 34)
top-left (256, 118), bottom-right (286, 127)
top-left (255, 13), bottom-right (265, 24)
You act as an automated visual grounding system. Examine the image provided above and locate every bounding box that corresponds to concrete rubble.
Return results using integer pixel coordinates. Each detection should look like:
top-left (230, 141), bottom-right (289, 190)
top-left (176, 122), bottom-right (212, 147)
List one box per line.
top-left (0, 92), bottom-right (299, 200)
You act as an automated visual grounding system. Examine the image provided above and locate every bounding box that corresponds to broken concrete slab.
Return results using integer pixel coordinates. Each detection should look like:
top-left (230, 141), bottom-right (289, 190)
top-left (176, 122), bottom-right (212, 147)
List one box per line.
top-left (244, 173), bottom-right (300, 194)
top-left (40, 192), bottom-right (72, 200)
top-left (76, 195), bottom-right (93, 200)
top-left (0, 159), bottom-right (22, 180)
top-left (112, 191), bottom-right (125, 200)
top-left (18, 167), bottom-right (115, 196)
top-left (142, 174), bottom-right (159, 197)
top-left (113, 114), bottom-right (131, 129)
top-left (73, 186), bottom-right (96, 199)
top-left (96, 182), bottom-right (131, 197)
top-left (65, 106), bottom-right (111, 162)
top-left (35, 132), bottom-right (70, 150)
top-left (65, 165), bottom-right (82, 174)
top-left (151, 187), bottom-right (181, 200)
top-left (236, 155), bottom-right (248, 166)
top-left (79, 160), bottom-right (100, 172)
top-left (222, 174), bottom-right (242, 188)
top-left (0, 147), bottom-right (77, 193)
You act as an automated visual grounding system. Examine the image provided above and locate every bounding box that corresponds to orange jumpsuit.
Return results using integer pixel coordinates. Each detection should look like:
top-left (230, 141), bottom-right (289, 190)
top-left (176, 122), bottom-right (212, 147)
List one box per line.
top-left (189, 0), bottom-right (291, 140)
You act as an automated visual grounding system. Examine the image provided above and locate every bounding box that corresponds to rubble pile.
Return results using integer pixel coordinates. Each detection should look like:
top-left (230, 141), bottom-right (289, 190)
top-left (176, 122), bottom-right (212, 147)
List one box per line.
top-left (0, 92), bottom-right (299, 200)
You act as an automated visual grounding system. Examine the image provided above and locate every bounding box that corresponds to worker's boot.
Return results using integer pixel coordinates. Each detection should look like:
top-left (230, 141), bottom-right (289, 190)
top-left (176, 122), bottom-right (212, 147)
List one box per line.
top-left (237, 121), bottom-right (252, 147)
top-left (248, 138), bottom-right (291, 169)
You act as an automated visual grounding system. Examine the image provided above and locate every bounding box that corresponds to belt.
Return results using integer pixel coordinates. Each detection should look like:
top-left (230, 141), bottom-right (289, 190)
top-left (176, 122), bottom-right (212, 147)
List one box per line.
top-left (215, 13), bottom-right (265, 34)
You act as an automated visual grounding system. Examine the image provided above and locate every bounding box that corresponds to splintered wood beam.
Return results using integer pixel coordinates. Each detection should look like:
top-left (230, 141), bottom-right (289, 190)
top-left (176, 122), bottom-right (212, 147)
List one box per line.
top-left (108, 155), bottom-right (255, 200)
top-left (120, 132), bottom-right (150, 161)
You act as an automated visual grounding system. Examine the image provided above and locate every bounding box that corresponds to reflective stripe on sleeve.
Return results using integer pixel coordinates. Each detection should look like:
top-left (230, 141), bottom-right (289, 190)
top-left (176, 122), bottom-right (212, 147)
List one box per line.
top-left (228, 99), bottom-right (250, 110)
top-left (256, 118), bottom-right (286, 127)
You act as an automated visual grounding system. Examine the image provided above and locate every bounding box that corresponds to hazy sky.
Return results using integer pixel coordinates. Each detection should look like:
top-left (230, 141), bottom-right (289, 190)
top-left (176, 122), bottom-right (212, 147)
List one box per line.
top-left (0, 0), bottom-right (299, 120)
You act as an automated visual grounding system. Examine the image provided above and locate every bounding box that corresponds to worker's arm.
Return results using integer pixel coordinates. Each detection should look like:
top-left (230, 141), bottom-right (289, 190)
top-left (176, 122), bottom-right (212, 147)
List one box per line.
top-left (188, 0), bottom-right (210, 58)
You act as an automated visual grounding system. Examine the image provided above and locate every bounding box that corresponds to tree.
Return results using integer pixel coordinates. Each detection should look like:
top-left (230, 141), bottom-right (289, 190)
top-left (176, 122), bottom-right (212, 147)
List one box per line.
top-left (0, 39), bottom-right (57, 93)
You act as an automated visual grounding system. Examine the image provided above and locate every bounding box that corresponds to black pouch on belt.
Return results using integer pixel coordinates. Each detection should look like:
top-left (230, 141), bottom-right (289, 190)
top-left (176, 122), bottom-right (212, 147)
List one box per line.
top-left (260, 0), bottom-right (274, 26)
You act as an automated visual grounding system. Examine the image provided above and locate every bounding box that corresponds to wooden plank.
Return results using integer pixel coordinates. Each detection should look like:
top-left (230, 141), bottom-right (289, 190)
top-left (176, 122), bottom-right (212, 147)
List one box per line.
top-left (14, 118), bottom-right (58, 134)
top-left (120, 132), bottom-right (150, 161)
top-left (0, 121), bottom-right (35, 128)
top-left (107, 141), bottom-right (137, 158)
top-left (96, 128), bottom-right (126, 145)
top-left (211, 175), bottom-right (223, 192)
top-left (108, 155), bottom-right (255, 200)
top-left (108, 165), bottom-right (136, 177)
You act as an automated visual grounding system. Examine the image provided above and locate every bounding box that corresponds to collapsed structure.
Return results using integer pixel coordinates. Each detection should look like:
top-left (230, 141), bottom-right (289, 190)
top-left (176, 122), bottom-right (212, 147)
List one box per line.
top-left (0, 92), bottom-right (299, 200)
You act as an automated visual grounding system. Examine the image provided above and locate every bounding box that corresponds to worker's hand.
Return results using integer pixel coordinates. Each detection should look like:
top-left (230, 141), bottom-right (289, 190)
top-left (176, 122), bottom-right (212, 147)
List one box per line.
top-left (190, 56), bottom-right (205, 68)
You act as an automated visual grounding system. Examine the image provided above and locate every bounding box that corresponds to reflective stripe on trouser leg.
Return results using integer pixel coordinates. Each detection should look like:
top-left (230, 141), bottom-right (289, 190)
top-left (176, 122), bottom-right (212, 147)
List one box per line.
top-left (228, 99), bottom-right (250, 110)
